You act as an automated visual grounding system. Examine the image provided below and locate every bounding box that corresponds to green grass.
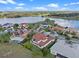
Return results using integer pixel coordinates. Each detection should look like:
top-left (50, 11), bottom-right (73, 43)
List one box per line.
top-left (23, 40), bottom-right (55, 58)
top-left (0, 43), bottom-right (32, 58)
top-left (0, 32), bottom-right (11, 43)
top-left (0, 27), bottom-right (5, 31)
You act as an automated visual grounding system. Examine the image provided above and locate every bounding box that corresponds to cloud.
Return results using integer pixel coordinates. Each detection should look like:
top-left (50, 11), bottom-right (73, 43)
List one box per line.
top-left (57, 7), bottom-right (69, 11)
top-left (29, 0), bottom-right (34, 2)
top-left (15, 6), bottom-right (23, 9)
top-left (0, 0), bottom-right (7, 4)
top-left (64, 2), bottom-right (79, 6)
top-left (47, 3), bottom-right (59, 8)
top-left (0, 0), bottom-right (16, 4)
top-left (7, 0), bottom-right (16, 4)
top-left (15, 6), bottom-right (28, 11)
top-left (34, 7), bottom-right (48, 11)
top-left (18, 3), bottom-right (25, 6)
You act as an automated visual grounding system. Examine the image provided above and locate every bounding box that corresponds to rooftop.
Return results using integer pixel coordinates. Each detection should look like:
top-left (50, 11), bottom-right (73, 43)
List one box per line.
top-left (33, 33), bottom-right (47, 40)
top-left (32, 33), bottom-right (55, 48)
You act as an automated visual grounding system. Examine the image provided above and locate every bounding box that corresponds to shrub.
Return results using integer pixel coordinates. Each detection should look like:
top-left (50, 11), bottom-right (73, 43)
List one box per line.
top-left (23, 41), bottom-right (32, 50)
top-left (0, 32), bottom-right (10, 43)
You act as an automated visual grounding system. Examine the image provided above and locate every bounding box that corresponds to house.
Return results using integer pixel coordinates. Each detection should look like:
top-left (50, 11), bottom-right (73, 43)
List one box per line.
top-left (12, 28), bottom-right (28, 36)
top-left (10, 28), bottom-right (29, 44)
top-left (43, 30), bottom-right (58, 37)
top-left (32, 33), bottom-right (55, 49)
top-left (2, 23), bottom-right (13, 28)
top-left (4, 27), bottom-right (15, 33)
top-left (10, 30), bottom-right (29, 44)
top-left (49, 26), bottom-right (65, 32)
top-left (10, 37), bottom-right (24, 44)
top-left (19, 23), bottom-right (29, 29)
top-left (40, 22), bottom-right (50, 28)
top-left (65, 27), bottom-right (77, 34)
top-left (50, 31), bottom-right (58, 37)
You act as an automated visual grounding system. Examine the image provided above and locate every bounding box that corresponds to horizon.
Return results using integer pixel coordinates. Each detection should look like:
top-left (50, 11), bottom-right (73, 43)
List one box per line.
top-left (0, 0), bottom-right (79, 11)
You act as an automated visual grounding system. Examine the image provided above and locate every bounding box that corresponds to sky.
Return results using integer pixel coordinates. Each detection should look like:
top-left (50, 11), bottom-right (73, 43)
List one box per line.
top-left (0, 0), bottom-right (79, 11)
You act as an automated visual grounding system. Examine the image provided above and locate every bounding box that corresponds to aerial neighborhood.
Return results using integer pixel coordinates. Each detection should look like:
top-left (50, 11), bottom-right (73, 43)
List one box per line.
top-left (0, 0), bottom-right (79, 58)
top-left (0, 17), bottom-right (79, 58)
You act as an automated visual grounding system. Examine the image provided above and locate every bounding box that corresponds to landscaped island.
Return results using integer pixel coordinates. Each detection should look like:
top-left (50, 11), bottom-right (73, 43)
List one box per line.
top-left (0, 11), bottom-right (79, 20)
top-left (46, 11), bottom-right (79, 20)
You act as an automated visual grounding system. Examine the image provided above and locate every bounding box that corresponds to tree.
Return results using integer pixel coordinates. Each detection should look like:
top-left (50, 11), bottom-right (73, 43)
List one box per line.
top-left (23, 41), bottom-right (32, 50)
top-left (65, 35), bottom-right (71, 40)
top-left (31, 45), bottom-right (43, 57)
top-left (45, 18), bottom-right (50, 22)
top-left (13, 24), bottom-right (19, 29)
top-left (42, 48), bottom-right (50, 56)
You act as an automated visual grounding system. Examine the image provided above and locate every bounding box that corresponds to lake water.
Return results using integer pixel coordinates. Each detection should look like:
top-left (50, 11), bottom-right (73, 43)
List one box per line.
top-left (0, 17), bottom-right (79, 29)
top-left (0, 17), bottom-right (45, 25)
top-left (50, 18), bottom-right (79, 29)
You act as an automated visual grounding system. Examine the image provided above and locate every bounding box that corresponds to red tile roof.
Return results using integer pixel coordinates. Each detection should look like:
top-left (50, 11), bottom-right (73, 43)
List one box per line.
top-left (33, 33), bottom-right (47, 40)
top-left (32, 33), bottom-right (55, 48)
top-left (50, 26), bottom-right (64, 31)
top-left (36, 36), bottom-right (53, 46)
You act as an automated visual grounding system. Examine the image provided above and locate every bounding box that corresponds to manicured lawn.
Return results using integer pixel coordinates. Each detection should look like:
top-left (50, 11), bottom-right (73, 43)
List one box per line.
top-left (23, 40), bottom-right (55, 58)
top-left (0, 43), bottom-right (32, 58)
top-left (0, 32), bottom-right (11, 43)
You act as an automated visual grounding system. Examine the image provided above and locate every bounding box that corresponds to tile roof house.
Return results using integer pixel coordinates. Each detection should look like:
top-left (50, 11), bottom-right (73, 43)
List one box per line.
top-left (50, 26), bottom-right (65, 32)
top-left (10, 37), bottom-right (24, 44)
top-left (10, 28), bottom-right (29, 44)
top-left (19, 23), bottom-right (29, 29)
top-left (2, 23), bottom-right (13, 28)
top-left (32, 33), bottom-right (55, 49)
top-left (41, 22), bottom-right (49, 28)
top-left (65, 27), bottom-right (77, 34)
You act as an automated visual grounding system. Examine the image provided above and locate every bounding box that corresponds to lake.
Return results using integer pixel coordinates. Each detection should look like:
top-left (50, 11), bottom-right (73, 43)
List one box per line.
top-left (0, 17), bottom-right (79, 29)
top-left (0, 17), bottom-right (45, 25)
top-left (49, 18), bottom-right (79, 29)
